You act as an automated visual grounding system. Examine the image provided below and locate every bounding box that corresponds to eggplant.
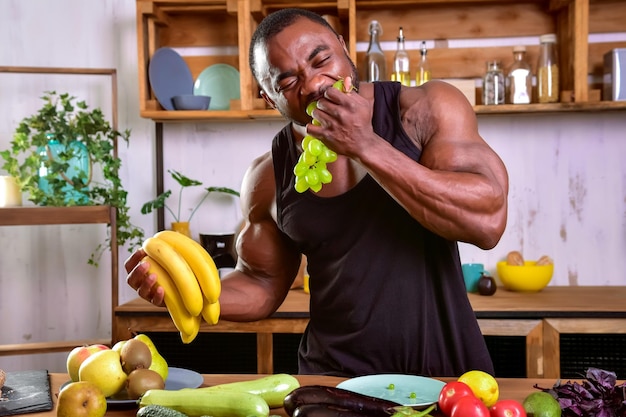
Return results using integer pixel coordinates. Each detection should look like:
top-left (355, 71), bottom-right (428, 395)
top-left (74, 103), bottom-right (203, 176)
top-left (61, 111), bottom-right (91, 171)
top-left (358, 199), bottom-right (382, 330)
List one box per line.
top-left (293, 404), bottom-right (369, 417)
top-left (284, 385), bottom-right (402, 417)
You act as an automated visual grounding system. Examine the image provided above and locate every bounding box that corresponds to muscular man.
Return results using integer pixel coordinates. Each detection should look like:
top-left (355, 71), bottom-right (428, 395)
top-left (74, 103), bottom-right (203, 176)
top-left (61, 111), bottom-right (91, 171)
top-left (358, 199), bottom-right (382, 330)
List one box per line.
top-left (127, 8), bottom-right (508, 377)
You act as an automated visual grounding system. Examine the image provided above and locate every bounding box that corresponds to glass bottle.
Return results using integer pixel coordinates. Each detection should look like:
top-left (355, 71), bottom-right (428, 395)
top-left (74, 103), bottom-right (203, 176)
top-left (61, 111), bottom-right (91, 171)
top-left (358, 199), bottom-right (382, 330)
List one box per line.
top-left (507, 46), bottom-right (532, 104)
top-left (483, 61), bottom-right (505, 105)
top-left (391, 27), bottom-right (410, 86)
top-left (537, 33), bottom-right (559, 103)
top-left (365, 20), bottom-right (386, 82)
top-left (415, 41), bottom-right (431, 86)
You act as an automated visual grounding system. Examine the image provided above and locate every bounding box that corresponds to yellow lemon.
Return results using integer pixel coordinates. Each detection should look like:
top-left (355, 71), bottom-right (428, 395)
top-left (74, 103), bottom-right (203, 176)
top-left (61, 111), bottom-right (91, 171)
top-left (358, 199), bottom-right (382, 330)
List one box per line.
top-left (458, 370), bottom-right (499, 407)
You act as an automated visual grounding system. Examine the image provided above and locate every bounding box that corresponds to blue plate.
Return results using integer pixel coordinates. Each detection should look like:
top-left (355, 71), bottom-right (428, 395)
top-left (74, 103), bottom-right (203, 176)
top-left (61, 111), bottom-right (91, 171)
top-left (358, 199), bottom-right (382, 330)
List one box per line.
top-left (149, 48), bottom-right (194, 110)
top-left (193, 64), bottom-right (241, 110)
top-left (61, 367), bottom-right (203, 408)
top-left (336, 374), bottom-right (445, 407)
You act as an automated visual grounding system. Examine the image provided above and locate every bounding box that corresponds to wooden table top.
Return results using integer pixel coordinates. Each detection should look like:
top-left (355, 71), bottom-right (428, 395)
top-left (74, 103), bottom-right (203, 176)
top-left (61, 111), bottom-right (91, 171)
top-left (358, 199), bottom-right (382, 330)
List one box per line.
top-left (116, 286), bottom-right (626, 319)
top-left (36, 373), bottom-right (564, 417)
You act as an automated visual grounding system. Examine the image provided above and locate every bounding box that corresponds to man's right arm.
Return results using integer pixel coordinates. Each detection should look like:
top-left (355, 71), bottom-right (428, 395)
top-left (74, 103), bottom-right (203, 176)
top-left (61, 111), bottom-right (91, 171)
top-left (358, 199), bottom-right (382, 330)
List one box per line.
top-left (125, 151), bottom-right (302, 321)
top-left (207, 152), bottom-right (302, 322)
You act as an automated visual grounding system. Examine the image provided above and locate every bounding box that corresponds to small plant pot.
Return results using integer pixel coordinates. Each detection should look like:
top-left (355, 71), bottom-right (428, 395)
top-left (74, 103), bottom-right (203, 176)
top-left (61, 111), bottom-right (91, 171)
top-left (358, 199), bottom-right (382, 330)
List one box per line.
top-left (170, 221), bottom-right (192, 238)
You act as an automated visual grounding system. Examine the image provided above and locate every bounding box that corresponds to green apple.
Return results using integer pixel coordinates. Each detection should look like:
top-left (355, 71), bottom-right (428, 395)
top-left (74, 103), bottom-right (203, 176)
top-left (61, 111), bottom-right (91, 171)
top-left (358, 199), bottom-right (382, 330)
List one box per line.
top-left (56, 381), bottom-right (106, 417)
top-left (78, 349), bottom-right (127, 398)
top-left (66, 344), bottom-right (110, 382)
top-left (134, 334), bottom-right (169, 381)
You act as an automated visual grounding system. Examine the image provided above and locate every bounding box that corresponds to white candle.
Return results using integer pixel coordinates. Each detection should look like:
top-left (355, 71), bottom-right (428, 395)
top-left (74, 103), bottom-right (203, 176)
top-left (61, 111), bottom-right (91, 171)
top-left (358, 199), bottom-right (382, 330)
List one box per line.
top-left (0, 176), bottom-right (22, 207)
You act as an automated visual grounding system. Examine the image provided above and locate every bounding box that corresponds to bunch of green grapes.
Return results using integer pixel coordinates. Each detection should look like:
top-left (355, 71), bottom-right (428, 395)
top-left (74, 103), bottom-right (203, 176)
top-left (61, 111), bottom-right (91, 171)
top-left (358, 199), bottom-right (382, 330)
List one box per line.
top-left (293, 80), bottom-right (350, 193)
top-left (293, 133), bottom-right (337, 193)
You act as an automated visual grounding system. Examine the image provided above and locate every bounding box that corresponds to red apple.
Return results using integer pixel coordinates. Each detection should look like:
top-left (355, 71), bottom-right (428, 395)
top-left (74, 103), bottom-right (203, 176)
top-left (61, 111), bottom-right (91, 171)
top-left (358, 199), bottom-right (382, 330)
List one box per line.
top-left (66, 344), bottom-right (110, 382)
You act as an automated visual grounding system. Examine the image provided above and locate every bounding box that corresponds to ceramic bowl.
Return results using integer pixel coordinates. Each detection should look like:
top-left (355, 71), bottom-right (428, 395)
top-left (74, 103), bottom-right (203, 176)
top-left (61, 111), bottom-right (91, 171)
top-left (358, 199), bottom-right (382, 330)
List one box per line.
top-left (172, 95), bottom-right (211, 110)
top-left (496, 261), bottom-right (554, 292)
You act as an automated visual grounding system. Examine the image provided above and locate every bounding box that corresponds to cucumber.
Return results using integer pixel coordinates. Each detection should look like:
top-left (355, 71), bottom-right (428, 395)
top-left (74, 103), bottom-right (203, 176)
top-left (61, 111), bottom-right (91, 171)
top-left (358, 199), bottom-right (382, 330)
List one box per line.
top-left (139, 388), bottom-right (269, 417)
top-left (137, 405), bottom-right (188, 417)
top-left (191, 373), bottom-right (300, 408)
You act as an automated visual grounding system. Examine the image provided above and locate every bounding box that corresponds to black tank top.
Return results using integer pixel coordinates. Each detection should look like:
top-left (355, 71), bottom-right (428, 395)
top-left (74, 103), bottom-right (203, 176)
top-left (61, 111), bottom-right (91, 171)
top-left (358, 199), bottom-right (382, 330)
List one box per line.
top-left (272, 81), bottom-right (494, 377)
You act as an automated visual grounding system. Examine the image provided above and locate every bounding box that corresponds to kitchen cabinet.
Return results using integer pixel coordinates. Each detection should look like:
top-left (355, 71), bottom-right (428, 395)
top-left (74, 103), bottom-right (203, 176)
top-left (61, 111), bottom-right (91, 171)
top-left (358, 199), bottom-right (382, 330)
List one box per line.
top-left (136, 0), bottom-right (626, 122)
top-left (114, 286), bottom-right (626, 378)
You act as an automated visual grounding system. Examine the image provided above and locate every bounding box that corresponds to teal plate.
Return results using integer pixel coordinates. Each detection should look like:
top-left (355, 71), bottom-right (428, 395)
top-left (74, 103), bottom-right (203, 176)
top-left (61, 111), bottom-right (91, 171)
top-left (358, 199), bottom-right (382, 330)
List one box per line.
top-left (193, 64), bottom-right (241, 110)
top-left (336, 374), bottom-right (445, 407)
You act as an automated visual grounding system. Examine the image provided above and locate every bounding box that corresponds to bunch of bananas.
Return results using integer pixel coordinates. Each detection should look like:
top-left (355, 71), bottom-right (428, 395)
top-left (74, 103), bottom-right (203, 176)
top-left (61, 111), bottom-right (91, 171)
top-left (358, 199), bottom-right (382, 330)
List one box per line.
top-left (142, 230), bottom-right (221, 344)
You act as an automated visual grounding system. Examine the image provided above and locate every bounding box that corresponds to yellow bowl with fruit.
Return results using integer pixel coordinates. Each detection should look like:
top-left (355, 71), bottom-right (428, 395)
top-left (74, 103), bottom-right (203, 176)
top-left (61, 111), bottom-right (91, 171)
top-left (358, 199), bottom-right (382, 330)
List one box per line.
top-left (496, 261), bottom-right (554, 292)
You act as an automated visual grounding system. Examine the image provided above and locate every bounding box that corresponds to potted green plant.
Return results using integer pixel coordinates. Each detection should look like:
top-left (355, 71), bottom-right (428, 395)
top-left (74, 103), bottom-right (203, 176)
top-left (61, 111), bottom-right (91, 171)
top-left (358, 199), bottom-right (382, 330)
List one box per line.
top-left (141, 169), bottom-right (240, 236)
top-left (0, 91), bottom-right (144, 266)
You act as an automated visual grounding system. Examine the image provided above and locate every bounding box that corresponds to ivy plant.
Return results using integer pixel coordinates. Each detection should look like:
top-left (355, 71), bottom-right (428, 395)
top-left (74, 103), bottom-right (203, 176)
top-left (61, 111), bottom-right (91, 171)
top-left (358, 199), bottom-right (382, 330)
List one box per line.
top-left (0, 91), bottom-right (144, 266)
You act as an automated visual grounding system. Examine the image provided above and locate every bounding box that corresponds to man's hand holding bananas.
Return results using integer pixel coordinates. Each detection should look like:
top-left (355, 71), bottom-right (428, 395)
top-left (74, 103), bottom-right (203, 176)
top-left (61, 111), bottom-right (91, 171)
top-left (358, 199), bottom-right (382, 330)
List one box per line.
top-left (142, 231), bottom-right (222, 343)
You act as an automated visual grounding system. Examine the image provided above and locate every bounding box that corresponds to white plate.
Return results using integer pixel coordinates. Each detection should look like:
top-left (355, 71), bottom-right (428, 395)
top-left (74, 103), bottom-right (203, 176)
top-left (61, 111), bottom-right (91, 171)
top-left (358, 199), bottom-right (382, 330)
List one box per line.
top-left (61, 367), bottom-right (203, 408)
top-left (193, 64), bottom-right (241, 110)
top-left (336, 374), bottom-right (445, 407)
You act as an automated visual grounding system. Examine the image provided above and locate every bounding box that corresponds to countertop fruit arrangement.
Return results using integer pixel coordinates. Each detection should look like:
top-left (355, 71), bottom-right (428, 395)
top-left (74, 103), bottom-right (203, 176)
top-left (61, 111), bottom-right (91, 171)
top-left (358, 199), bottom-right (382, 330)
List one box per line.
top-left (112, 367), bottom-right (623, 417)
top-left (62, 333), bottom-right (169, 414)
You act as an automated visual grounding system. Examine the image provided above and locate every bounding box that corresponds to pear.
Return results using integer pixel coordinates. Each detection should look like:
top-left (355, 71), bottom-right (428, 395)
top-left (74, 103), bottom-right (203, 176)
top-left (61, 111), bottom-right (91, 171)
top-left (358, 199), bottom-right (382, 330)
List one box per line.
top-left (111, 340), bottom-right (127, 353)
top-left (56, 381), bottom-right (106, 417)
top-left (134, 334), bottom-right (169, 381)
top-left (79, 349), bottom-right (127, 398)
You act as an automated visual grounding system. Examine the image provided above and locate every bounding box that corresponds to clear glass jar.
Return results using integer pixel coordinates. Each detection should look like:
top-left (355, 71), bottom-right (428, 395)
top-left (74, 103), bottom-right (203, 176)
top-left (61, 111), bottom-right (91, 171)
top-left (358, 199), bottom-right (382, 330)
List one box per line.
top-left (391, 27), bottom-right (410, 86)
top-left (365, 20), bottom-right (386, 82)
top-left (507, 46), bottom-right (532, 104)
top-left (415, 41), bottom-right (431, 86)
top-left (483, 61), bottom-right (505, 105)
top-left (537, 33), bottom-right (559, 103)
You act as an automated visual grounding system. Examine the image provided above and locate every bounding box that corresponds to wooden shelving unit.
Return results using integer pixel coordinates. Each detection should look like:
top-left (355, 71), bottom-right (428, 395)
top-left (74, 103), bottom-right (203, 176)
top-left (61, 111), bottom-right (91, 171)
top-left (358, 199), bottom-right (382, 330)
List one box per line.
top-left (135, 0), bottom-right (626, 122)
top-left (0, 66), bottom-right (121, 357)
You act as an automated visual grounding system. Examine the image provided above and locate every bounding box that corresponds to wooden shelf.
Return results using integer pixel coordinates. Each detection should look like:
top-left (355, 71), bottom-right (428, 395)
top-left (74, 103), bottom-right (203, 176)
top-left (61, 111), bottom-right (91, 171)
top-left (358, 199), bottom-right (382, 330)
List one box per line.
top-left (0, 339), bottom-right (111, 357)
top-left (141, 100), bottom-right (626, 122)
top-left (136, 0), bottom-right (626, 122)
top-left (0, 206), bottom-right (114, 226)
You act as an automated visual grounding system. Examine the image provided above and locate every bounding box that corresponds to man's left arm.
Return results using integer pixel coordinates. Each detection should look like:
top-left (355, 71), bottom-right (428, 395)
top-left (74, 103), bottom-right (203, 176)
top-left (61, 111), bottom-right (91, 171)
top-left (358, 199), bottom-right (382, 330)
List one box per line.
top-left (357, 81), bottom-right (509, 249)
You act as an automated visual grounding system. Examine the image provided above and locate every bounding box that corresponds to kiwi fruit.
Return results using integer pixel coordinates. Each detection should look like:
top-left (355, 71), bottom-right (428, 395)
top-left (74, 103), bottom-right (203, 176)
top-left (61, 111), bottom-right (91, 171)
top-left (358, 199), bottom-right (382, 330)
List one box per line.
top-left (126, 368), bottom-right (165, 399)
top-left (120, 339), bottom-right (152, 374)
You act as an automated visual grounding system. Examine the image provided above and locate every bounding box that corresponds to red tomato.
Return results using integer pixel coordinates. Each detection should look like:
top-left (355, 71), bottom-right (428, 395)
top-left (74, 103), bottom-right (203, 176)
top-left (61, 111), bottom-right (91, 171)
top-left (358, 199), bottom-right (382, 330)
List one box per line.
top-left (489, 399), bottom-right (527, 417)
top-left (451, 395), bottom-right (490, 417)
top-left (438, 381), bottom-right (476, 416)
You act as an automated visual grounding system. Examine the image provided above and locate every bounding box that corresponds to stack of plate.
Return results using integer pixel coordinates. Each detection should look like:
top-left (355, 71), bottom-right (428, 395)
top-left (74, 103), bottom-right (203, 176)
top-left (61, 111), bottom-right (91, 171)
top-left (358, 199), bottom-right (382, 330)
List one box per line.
top-left (149, 47), bottom-right (241, 111)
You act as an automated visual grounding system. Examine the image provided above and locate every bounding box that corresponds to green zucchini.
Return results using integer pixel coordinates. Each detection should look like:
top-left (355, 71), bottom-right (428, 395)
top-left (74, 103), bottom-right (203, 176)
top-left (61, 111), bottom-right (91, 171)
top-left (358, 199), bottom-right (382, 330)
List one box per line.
top-left (189, 373), bottom-right (300, 408)
top-left (139, 388), bottom-right (269, 417)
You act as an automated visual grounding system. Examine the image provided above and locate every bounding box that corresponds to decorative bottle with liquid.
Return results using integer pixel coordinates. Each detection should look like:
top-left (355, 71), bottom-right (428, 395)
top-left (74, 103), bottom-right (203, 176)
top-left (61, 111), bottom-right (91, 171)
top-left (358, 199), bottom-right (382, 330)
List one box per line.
top-left (537, 33), bottom-right (559, 103)
top-left (365, 20), bottom-right (386, 82)
top-left (506, 45), bottom-right (532, 104)
top-left (483, 61), bottom-right (505, 105)
top-left (415, 41), bottom-right (431, 86)
top-left (392, 27), bottom-right (410, 86)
